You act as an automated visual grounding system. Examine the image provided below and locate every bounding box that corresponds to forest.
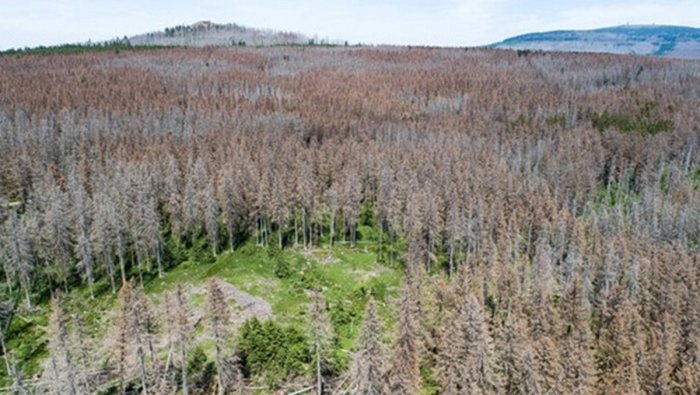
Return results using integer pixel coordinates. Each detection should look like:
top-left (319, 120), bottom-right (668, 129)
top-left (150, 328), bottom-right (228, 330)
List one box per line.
top-left (0, 46), bottom-right (699, 394)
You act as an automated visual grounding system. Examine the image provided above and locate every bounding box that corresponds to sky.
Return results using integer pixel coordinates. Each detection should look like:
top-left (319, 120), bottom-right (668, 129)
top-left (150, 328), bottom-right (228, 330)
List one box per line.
top-left (1, 0), bottom-right (700, 50)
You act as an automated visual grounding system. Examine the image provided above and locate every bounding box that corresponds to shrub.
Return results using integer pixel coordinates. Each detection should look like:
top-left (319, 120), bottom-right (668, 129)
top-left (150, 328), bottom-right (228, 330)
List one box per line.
top-left (238, 318), bottom-right (310, 384)
top-left (187, 236), bottom-right (215, 265)
top-left (273, 257), bottom-right (292, 279)
top-left (186, 346), bottom-right (215, 392)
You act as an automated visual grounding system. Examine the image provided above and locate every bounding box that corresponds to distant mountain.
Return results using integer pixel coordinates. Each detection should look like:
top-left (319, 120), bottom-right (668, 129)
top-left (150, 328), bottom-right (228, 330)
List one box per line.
top-left (128, 21), bottom-right (312, 47)
top-left (491, 25), bottom-right (700, 59)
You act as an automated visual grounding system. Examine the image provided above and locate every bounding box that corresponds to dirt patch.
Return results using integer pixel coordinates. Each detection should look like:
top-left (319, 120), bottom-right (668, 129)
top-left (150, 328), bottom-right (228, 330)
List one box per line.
top-left (212, 278), bottom-right (273, 326)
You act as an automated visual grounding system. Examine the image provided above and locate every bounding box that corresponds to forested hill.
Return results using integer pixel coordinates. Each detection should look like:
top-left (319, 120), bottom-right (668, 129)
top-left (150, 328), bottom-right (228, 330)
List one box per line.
top-left (128, 20), bottom-right (313, 47)
top-left (0, 46), bottom-right (699, 394)
top-left (492, 25), bottom-right (700, 59)
top-left (0, 22), bottom-right (319, 57)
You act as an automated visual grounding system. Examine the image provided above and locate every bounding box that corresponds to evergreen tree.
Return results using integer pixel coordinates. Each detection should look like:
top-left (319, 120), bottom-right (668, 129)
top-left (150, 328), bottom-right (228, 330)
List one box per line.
top-left (559, 276), bottom-right (596, 394)
top-left (595, 286), bottom-right (643, 394)
top-left (309, 291), bottom-right (335, 394)
top-left (385, 281), bottom-right (421, 395)
top-left (348, 297), bottom-right (384, 395)
top-left (3, 211), bottom-right (33, 307)
top-left (165, 284), bottom-right (192, 395)
top-left (46, 293), bottom-right (80, 395)
top-left (459, 293), bottom-right (502, 394)
top-left (205, 278), bottom-right (242, 394)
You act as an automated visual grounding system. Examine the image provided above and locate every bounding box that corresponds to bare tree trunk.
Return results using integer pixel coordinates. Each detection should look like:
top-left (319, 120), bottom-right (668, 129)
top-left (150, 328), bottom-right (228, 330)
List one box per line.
top-left (302, 207), bottom-right (307, 249)
top-left (64, 344), bottom-right (78, 395)
top-left (215, 328), bottom-right (224, 395)
top-left (228, 223), bottom-right (234, 252)
top-left (3, 271), bottom-right (12, 294)
top-left (118, 248), bottom-right (127, 287)
top-left (378, 222), bottom-right (383, 257)
top-left (389, 230), bottom-right (395, 267)
top-left (164, 345), bottom-right (173, 374)
top-left (278, 222), bottom-right (283, 250)
top-left (148, 337), bottom-right (159, 384)
top-left (0, 331), bottom-right (11, 376)
top-left (88, 272), bottom-right (95, 300)
top-left (181, 346), bottom-right (189, 395)
top-left (157, 241), bottom-right (164, 278)
top-left (107, 254), bottom-right (116, 294)
top-left (427, 234), bottom-right (432, 272)
top-left (137, 346), bottom-right (150, 395)
top-left (316, 346), bottom-right (322, 395)
top-left (50, 353), bottom-right (61, 395)
top-left (330, 213), bottom-right (335, 247)
top-left (294, 213), bottom-right (299, 247)
top-left (22, 271), bottom-right (31, 308)
top-left (350, 223), bottom-right (356, 247)
top-left (449, 243), bottom-right (454, 276)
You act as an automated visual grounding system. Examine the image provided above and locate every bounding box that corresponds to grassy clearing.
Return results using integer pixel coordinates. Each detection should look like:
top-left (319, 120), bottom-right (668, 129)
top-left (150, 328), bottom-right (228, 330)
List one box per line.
top-left (1, 239), bottom-right (402, 387)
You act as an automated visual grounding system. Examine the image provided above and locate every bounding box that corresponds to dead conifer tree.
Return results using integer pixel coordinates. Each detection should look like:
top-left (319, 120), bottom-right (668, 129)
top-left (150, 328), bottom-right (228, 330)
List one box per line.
top-left (166, 284), bottom-right (192, 395)
top-left (348, 297), bottom-right (384, 395)
top-left (115, 281), bottom-right (158, 395)
top-left (596, 286), bottom-right (643, 394)
top-left (384, 281), bottom-right (421, 395)
top-left (309, 290), bottom-right (335, 395)
top-left (559, 276), bottom-right (596, 394)
top-left (459, 293), bottom-right (502, 394)
top-left (46, 293), bottom-right (80, 395)
top-left (205, 278), bottom-right (243, 394)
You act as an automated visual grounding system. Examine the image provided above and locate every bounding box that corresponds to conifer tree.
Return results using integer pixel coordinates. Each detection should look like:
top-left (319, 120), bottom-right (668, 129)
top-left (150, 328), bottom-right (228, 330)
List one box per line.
top-left (595, 286), bottom-right (643, 394)
top-left (435, 294), bottom-right (462, 395)
top-left (216, 168), bottom-right (239, 251)
top-left (115, 281), bottom-right (157, 394)
top-left (459, 293), bottom-right (502, 394)
top-left (309, 291), bottom-right (335, 394)
top-left (497, 311), bottom-right (539, 395)
top-left (385, 281), bottom-right (421, 395)
top-left (671, 270), bottom-right (700, 394)
top-left (42, 183), bottom-right (73, 291)
top-left (47, 293), bottom-right (80, 395)
top-left (166, 284), bottom-right (192, 395)
top-left (69, 171), bottom-right (96, 298)
top-left (640, 312), bottom-right (677, 394)
top-left (205, 278), bottom-right (241, 394)
top-left (3, 211), bottom-right (32, 308)
top-left (527, 237), bottom-right (563, 393)
top-left (559, 276), bottom-right (596, 394)
top-left (348, 297), bottom-right (384, 395)
top-left (90, 191), bottom-right (119, 293)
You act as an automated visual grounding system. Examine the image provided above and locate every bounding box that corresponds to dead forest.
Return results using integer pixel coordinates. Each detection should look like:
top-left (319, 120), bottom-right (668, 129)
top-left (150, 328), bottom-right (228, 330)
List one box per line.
top-left (0, 46), bottom-right (699, 394)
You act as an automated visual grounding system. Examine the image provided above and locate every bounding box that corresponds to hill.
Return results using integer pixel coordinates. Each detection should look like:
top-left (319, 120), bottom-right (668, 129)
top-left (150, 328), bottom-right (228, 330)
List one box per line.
top-left (491, 24), bottom-right (700, 59)
top-left (128, 20), bottom-right (312, 47)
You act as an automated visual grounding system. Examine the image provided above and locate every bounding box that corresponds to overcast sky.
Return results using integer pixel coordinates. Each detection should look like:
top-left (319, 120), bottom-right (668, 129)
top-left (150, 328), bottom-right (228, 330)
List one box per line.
top-left (2, 0), bottom-right (700, 49)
